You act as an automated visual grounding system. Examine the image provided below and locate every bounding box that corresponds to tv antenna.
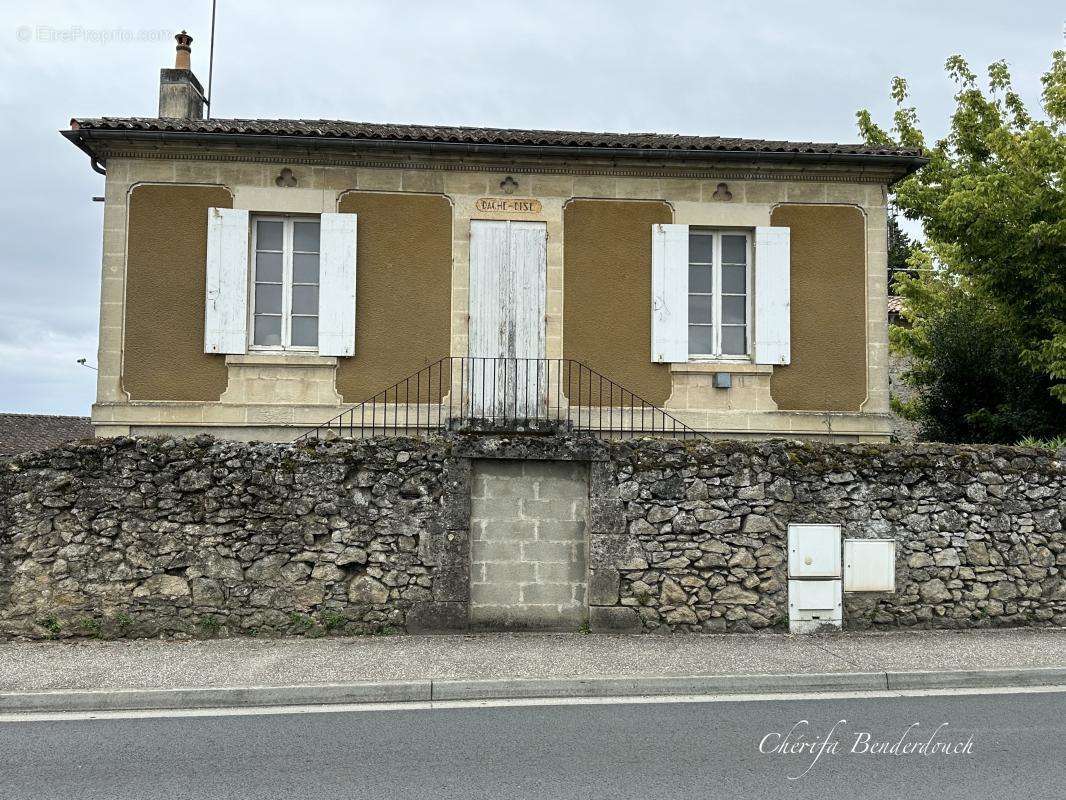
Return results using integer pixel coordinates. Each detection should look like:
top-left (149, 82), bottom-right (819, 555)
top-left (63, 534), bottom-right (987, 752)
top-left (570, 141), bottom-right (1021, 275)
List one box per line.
top-left (206, 0), bottom-right (217, 118)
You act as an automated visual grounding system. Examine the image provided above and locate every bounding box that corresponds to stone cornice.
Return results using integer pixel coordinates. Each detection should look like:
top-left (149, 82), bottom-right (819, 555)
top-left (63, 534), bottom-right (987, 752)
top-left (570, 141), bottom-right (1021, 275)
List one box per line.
top-left (96, 144), bottom-right (898, 184)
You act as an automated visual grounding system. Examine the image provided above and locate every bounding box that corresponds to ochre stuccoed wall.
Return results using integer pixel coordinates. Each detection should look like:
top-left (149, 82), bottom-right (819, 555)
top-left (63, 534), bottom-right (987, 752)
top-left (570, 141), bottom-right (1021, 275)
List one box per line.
top-left (562, 199), bottom-right (673, 406)
top-left (124, 184), bottom-right (232, 401)
top-left (94, 156), bottom-right (891, 441)
top-left (335, 191), bottom-right (453, 403)
top-left (769, 204), bottom-right (867, 412)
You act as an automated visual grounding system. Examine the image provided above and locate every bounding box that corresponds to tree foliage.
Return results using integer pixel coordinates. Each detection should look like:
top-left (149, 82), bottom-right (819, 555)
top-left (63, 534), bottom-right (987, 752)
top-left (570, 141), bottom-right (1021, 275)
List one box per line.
top-left (859, 51), bottom-right (1066, 442)
top-left (890, 266), bottom-right (1062, 442)
top-left (887, 211), bottom-right (917, 294)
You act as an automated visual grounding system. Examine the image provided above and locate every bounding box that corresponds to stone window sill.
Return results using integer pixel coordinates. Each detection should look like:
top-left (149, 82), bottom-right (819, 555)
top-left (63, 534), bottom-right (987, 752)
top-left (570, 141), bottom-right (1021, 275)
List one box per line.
top-left (226, 353), bottom-right (338, 367)
top-left (671, 362), bottom-right (773, 375)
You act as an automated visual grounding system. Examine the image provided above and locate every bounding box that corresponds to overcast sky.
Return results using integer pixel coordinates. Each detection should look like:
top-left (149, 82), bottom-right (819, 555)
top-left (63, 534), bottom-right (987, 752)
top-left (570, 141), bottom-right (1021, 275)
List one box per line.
top-left (0, 0), bottom-right (1060, 416)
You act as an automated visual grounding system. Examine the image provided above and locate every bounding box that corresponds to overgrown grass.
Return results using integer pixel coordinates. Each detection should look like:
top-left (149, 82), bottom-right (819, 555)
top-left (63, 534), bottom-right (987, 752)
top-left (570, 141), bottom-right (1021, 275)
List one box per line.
top-left (1018, 435), bottom-right (1066, 451)
top-left (320, 611), bottom-right (347, 632)
top-left (77, 617), bottom-right (101, 637)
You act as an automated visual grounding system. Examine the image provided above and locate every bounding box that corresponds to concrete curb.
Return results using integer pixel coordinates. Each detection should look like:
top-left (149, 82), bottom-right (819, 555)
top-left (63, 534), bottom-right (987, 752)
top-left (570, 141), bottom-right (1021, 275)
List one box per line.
top-left (885, 667), bottom-right (1066, 691)
top-left (0, 681), bottom-right (431, 714)
top-left (431, 671), bottom-right (888, 701)
top-left (2, 667), bottom-right (1064, 714)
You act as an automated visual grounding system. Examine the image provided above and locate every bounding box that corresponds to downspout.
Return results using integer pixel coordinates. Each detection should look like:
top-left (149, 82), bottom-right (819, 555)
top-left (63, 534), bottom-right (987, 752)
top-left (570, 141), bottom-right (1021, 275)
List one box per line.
top-left (61, 128), bottom-right (109, 175)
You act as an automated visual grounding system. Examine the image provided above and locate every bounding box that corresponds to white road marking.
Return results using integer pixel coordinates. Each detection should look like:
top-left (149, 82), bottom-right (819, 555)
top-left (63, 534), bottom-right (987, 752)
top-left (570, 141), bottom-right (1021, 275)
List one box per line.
top-left (1, 683), bottom-right (1064, 724)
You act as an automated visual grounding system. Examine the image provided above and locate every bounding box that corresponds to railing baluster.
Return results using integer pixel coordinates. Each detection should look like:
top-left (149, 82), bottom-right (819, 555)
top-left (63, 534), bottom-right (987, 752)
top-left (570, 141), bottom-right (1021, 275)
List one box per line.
top-left (535, 358), bottom-right (540, 423)
top-left (458, 356), bottom-right (465, 427)
top-left (566, 360), bottom-right (571, 431)
top-left (598, 371), bottom-right (602, 434)
top-left (293, 355), bottom-right (703, 442)
top-left (554, 359), bottom-right (561, 425)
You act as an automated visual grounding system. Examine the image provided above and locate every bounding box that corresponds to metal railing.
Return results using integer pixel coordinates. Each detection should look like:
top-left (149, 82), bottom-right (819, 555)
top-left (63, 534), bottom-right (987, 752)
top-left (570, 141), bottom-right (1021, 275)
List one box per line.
top-left (294, 357), bottom-right (704, 441)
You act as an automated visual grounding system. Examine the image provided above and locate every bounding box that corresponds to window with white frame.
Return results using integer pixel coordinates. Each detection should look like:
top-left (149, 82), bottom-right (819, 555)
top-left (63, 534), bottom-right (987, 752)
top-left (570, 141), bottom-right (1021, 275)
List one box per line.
top-left (687, 230), bottom-right (751, 358)
top-left (251, 216), bottom-right (321, 349)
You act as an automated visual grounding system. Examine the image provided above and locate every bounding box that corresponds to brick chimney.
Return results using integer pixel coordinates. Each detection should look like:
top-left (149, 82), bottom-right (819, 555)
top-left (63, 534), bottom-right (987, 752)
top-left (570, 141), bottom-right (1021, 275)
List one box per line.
top-left (158, 31), bottom-right (205, 119)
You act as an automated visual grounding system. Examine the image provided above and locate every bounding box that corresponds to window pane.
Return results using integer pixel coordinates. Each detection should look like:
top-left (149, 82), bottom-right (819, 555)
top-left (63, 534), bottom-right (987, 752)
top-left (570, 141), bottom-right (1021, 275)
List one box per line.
top-left (255, 251), bottom-right (283, 283)
top-left (721, 326), bottom-right (746, 355)
top-left (689, 264), bottom-right (712, 294)
top-left (722, 264), bottom-right (746, 294)
top-left (722, 295), bottom-right (746, 324)
top-left (291, 316), bottom-right (318, 347)
top-left (722, 235), bottom-right (747, 264)
top-left (293, 253), bottom-right (319, 284)
top-left (688, 294), bottom-right (712, 325)
top-left (255, 283), bottom-right (282, 314)
top-left (253, 315), bottom-right (281, 346)
top-left (689, 233), bottom-right (713, 263)
top-left (688, 325), bottom-right (712, 355)
top-left (293, 221), bottom-right (320, 252)
top-left (292, 285), bottom-right (319, 315)
top-left (256, 220), bottom-right (283, 251)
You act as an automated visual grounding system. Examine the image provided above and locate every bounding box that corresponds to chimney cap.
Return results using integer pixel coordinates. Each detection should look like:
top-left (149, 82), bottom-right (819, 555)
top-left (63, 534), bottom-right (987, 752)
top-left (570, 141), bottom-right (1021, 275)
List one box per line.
top-left (173, 29), bottom-right (192, 71)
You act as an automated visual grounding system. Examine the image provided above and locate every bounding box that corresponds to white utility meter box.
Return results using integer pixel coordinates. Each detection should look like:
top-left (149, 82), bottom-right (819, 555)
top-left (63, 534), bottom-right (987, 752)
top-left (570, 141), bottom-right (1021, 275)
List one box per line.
top-left (788, 579), bottom-right (842, 633)
top-left (843, 539), bottom-right (897, 592)
top-left (787, 524), bottom-right (842, 578)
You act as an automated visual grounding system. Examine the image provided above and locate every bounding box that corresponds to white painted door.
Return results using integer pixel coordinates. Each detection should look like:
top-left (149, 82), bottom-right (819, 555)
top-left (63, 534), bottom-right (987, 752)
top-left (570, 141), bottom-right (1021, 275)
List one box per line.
top-left (468, 220), bottom-right (547, 419)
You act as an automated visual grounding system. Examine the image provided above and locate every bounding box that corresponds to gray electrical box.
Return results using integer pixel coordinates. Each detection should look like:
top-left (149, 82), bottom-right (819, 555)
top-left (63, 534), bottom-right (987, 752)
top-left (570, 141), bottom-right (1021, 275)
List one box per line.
top-left (788, 523), bottom-right (844, 633)
top-left (788, 579), bottom-right (842, 633)
top-left (712, 372), bottom-right (731, 389)
top-left (788, 524), bottom-right (842, 578)
top-left (843, 539), bottom-right (897, 592)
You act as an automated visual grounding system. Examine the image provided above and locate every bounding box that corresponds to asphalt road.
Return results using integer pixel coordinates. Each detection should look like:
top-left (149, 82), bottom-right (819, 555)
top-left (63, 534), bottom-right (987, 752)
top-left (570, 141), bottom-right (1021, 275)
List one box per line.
top-left (0, 690), bottom-right (1062, 799)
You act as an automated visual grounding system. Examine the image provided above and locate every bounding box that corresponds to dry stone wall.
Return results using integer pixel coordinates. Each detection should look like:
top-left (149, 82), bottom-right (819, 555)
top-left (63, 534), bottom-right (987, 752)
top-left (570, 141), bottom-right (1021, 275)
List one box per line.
top-left (0, 433), bottom-right (1063, 639)
top-left (595, 439), bottom-right (1066, 633)
top-left (0, 435), bottom-right (451, 639)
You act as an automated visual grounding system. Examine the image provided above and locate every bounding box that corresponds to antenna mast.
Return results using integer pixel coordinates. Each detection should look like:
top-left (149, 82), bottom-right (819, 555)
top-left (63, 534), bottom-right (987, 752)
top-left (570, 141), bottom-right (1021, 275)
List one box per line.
top-left (206, 0), bottom-right (217, 118)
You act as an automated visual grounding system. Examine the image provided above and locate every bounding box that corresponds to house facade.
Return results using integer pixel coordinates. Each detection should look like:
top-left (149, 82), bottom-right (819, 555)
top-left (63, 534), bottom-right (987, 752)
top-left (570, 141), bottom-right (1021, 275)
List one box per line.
top-left (65, 35), bottom-right (924, 443)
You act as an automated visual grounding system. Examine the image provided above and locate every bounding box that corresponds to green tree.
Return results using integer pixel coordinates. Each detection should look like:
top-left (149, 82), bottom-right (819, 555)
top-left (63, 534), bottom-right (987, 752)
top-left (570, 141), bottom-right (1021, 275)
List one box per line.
top-left (887, 211), bottom-right (917, 295)
top-left (890, 262), bottom-right (1062, 442)
top-left (858, 51), bottom-right (1066, 442)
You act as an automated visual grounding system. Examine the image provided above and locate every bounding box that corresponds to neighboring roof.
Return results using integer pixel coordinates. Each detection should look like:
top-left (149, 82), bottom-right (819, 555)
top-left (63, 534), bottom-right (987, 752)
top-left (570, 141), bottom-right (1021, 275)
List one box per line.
top-left (0, 414), bottom-right (93, 459)
top-left (65, 117), bottom-right (925, 169)
top-left (887, 295), bottom-right (905, 315)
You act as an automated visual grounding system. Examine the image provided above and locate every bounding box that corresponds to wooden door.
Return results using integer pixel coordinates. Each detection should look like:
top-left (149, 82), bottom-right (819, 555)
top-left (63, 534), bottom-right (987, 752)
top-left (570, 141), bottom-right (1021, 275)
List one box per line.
top-left (468, 220), bottom-right (547, 419)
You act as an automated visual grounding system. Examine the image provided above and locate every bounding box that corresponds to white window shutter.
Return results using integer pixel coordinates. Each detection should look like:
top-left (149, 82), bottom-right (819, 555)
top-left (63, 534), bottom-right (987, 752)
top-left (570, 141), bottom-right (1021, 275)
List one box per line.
top-left (204, 207), bottom-right (250, 354)
top-left (650, 223), bottom-right (689, 363)
top-left (318, 212), bottom-right (358, 357)
top-left (754, 226), bottom-right (791, 365)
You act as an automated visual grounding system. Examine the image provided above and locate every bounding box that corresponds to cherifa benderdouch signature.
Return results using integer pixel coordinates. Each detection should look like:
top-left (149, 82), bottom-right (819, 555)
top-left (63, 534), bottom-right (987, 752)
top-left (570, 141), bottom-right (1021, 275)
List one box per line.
top-left (759, 720), bottom-right (975, 779)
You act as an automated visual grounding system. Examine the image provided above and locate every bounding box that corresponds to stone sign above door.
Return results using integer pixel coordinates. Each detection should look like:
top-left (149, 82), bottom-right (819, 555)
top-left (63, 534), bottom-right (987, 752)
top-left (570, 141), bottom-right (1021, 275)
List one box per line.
top-left (474, 197), bottom-right (543, 215)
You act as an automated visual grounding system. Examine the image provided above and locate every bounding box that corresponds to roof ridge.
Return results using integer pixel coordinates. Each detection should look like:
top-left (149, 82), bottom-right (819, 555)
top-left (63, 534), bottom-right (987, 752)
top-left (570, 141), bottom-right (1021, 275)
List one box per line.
top-left (66, 117), bottom-right (924, 158)
top-left (0, 412), bottom-right (91, 419)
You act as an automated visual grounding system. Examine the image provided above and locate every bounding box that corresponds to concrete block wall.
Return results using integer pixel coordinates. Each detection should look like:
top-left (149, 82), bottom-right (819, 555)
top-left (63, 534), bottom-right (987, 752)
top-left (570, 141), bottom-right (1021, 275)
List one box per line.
top-left (469, 460), bottom-right (588, 631)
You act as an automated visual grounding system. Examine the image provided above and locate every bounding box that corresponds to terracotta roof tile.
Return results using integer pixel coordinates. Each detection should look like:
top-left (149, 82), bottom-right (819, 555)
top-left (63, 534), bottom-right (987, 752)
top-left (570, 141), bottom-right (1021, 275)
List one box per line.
top-left (68, 117), bottom-right (923, 159)
top-left (0, 414), bottom-right (93, 458)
